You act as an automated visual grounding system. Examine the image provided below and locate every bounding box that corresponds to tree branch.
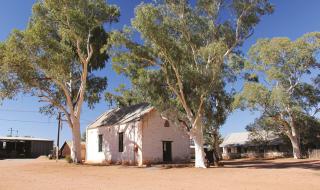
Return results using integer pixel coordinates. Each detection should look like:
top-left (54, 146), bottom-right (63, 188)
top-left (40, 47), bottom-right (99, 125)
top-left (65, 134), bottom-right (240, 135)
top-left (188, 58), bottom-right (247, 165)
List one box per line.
top-left (192, 94), bottom-right (205, 128)
top-left (38, 93), bottom-right (73, 128)
top-left (223, 4), bottom-right (254, 58)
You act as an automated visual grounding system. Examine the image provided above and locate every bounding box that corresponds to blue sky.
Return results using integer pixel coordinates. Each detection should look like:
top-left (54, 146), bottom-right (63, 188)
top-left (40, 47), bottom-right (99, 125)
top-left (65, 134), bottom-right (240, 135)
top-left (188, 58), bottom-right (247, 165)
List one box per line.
top-left (0, 0), bottom-right (319, 144)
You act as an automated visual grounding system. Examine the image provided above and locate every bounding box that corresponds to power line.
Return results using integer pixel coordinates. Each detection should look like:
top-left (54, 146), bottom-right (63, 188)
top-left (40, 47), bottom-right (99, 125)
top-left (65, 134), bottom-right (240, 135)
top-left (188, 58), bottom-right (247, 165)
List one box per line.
top-left (0, 118), bottom-right (55, 124)
top-left (0, 108), bottom-right (92, 123)
top-left (0, 118), bottom-right (90, 124)
top-left (0, 108), bottom-right (39, 113)
top-left (3, 125), bottom-right (56, 128)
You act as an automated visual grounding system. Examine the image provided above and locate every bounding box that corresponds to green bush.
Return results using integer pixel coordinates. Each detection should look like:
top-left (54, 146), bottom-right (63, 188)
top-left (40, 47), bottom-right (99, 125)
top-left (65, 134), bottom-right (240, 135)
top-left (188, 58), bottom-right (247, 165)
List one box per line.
top-left (65, 155), bottom-right (73, 163)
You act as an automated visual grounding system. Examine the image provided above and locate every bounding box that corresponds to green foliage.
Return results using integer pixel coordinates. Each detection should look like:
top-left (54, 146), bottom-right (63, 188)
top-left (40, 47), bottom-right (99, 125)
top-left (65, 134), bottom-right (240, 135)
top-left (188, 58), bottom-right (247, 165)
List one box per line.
top-left (1, 0), bottom-right (120, 116)
top-left (297, 115), bottom-right (320, 150)
top-left (105, 84), bottom-right (145, 107)
top-left (81, 131), bottom-right (86, 141)
top-left (203, 126), bottom-right (223, 150)
top-left (246, 117), bottom-right (286, 145)
top-left (0, 43), bottom-right (21, 101)
top-left (234, 32), bottom-right (320, 116)
top-left (235, 32), bottom-right (320, 155)
top-left (110, 0), bottom-right (273, 130)
top-left (234, 82), bottom-right (270, 111)
top-left (247, 115), bottom-right (320, 150)
top-left (1, 1), bottom-right (119, 163)
top-left (65, 155), bottom-right (73, 163)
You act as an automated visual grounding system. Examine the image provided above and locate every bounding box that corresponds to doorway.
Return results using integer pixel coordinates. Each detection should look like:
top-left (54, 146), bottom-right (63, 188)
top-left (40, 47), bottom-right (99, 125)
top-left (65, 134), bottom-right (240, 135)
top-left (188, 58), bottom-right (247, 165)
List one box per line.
top-left (162, 141), bottom-right (172, 162)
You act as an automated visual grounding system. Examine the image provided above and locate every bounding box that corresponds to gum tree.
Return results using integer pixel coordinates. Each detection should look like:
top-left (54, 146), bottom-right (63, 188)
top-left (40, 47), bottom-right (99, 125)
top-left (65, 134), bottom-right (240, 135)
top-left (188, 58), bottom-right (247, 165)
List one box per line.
top-left (0, 43), bottom-right (21, 101)
top-left (105, 84), bottom-right (145, 107)
top-left (203, 90), bottom-right (232, 165)
top-left (234, 33), bottom-right (320, 159)
top-left (1, 0), bottom-right (119, 162)
top-left (111, 0), bottom-right (273, 167)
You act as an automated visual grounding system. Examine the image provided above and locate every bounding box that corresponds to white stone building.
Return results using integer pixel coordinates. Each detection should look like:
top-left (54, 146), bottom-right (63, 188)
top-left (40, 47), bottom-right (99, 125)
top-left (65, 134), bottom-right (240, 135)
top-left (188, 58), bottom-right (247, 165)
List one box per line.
top-left (86, 103), bottom-right (190, 166)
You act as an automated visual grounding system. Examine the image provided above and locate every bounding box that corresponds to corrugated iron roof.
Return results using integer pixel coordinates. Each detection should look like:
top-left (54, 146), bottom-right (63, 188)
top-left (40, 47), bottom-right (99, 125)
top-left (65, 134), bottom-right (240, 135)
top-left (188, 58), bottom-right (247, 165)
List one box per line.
top-left (87, 103), bottom-right (153, 129)
top-left (220, 132), bottom-right (282, 147)
top-left (0, 136), bottom-right (53, 142)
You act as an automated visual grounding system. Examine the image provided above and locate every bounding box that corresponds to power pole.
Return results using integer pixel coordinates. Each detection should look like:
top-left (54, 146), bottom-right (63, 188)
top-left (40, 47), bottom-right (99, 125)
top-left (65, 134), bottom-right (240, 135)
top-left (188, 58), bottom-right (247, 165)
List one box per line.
top-left (56, 112), bottom-right (62, 162)
top-left (8, 128), bottom-right (13, 137)
top-left (8, 128), bottom-right (18, 137)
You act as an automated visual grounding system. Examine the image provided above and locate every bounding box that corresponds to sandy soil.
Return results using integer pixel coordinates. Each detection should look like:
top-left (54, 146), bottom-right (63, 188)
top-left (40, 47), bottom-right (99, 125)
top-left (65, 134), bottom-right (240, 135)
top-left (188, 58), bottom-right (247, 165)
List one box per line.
top-left (0, 158), bottom-right (319, 190)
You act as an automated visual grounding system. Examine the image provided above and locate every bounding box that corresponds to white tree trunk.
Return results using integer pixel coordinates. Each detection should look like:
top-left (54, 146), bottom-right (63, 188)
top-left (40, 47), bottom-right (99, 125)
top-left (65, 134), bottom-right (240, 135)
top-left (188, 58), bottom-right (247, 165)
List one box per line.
top-left (190, 127), bottom-right (207, 168)
top-left (291, 139), bottom-right (302, 159)
top-left (71, 120), bottom-right (82, 163)
top-left (289, 131), bottom-right (302, 159)
top-left (286, 114), bottom-right (302, 159)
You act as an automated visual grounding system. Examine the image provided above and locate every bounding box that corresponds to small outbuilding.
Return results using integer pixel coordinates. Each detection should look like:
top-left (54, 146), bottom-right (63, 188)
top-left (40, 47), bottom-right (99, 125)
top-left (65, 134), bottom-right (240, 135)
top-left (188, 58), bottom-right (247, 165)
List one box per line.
top-left (220, 132), bottom-right (291, 159)
top-left (60, 141), bottom-right (86, 161)
top-left (86, 103), bottom-right (190, 166)
top-left (0, 136), bottom-right (53, 158)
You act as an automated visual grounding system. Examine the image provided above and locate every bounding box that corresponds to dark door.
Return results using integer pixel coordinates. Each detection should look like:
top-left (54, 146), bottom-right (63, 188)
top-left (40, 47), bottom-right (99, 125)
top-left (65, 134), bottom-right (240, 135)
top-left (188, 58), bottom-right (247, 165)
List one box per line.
top-left (163, 141), bottom-right (172, 162)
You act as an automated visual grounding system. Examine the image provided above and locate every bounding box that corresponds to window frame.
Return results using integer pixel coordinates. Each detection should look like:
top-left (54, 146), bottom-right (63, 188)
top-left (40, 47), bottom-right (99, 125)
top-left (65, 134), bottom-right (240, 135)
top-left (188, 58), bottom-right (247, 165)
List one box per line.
top-left (98, 134), bottom-right (103, 152)
top-left (164, 120), bottom-right (170, 127)
top-left (118, 132), bottom-right (124, 152)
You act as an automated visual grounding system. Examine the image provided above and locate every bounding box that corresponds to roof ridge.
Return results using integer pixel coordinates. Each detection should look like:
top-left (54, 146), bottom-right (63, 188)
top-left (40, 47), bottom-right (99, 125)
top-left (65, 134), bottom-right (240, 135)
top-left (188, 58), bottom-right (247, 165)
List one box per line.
top-left (85, 107), bottom-right (118, 128)
top-left (87, 103), bottom-right (153, 129)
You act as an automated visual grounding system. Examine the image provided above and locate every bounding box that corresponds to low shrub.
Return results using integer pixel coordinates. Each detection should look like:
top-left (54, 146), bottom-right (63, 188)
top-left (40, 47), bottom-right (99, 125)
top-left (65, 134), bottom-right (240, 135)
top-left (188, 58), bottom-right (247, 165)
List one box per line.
top-left (65, 155), bottom-right (73, 163)
top-left (122, 160), bottom-right (130, 166)
top-left (115, 160), bottom-right (122, 165)
top-left (102, 160), bottom-right (113, 166)
top-left (143, 160), bottom-right (152, 167)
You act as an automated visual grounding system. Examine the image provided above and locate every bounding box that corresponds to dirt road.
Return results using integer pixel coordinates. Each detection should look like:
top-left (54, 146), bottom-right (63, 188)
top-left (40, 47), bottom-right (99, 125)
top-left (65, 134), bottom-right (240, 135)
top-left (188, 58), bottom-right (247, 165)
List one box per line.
top-left (0, 158), bottom-right (319, 190)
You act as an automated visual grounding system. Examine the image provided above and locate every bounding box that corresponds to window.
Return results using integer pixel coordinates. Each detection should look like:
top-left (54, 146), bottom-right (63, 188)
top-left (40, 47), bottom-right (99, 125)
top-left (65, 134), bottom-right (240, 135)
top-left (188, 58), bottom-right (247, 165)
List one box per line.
top-left (119, 132), bottom-right (124, 152)
top-left (164, 120), bottom-right (170, 127)
top-left (98, 134), bottom-right (103, 152)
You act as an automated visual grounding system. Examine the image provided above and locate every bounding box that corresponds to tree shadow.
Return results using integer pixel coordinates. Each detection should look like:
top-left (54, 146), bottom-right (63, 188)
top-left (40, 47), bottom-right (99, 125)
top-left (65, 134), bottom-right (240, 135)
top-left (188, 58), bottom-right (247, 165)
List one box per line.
top-left (222, 159), bottom-right (320, 170)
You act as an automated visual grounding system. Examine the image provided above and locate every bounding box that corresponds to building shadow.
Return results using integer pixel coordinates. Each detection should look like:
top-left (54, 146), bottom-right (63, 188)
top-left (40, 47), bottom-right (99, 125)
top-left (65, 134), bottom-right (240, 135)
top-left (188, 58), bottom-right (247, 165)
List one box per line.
top-left (222, 159), bottom-right (320, 170)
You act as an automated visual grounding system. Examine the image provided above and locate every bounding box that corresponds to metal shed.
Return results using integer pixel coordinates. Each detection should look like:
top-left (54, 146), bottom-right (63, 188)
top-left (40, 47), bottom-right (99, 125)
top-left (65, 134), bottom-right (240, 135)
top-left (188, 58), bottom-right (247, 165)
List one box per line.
top-left (0, 136), bottom-right (53, 158)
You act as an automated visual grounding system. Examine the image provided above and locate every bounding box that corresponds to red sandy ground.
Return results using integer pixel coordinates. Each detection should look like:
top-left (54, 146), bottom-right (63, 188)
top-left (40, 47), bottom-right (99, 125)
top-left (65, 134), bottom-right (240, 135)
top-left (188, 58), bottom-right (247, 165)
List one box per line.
top-left (0, 158), bottom-right (319, 190)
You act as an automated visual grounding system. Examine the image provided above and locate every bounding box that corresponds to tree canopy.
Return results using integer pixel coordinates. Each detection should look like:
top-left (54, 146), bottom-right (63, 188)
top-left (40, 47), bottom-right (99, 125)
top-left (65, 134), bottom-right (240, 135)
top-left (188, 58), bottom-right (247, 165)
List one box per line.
top-left (105, 84), bottom-right (145, 107)
top-left (0, 0), bottom-right (120, 162)
top-left (234, 32), bottom-right (320, 158)
top-left (0, 43), bottom-right (21, 101)
top-left (110, 0), bottom-right (273, 167)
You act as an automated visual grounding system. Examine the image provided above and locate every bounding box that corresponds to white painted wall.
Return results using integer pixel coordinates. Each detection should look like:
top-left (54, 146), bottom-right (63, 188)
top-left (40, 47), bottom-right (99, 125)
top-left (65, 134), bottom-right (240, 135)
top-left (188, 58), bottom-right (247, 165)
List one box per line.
top-left (86, 121), bottom-right (143, 165)
top-left (141, 110), bottom-right (190, 163)
top-left (86, 109), bottom-right (190, 165)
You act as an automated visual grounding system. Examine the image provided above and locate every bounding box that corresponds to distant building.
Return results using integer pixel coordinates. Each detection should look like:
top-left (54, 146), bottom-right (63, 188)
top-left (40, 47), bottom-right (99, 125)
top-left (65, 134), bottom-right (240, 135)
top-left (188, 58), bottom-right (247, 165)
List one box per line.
top-left (86, 103), bottom-right (190, 166)
top-left (220, 132), bottom-right (291, 159)
top-left (189, 140), bottom-right (217, 165)
top-left (0, 136), bottom-right (53, 158)
top-left (60, 141), bottom-right (86, 161)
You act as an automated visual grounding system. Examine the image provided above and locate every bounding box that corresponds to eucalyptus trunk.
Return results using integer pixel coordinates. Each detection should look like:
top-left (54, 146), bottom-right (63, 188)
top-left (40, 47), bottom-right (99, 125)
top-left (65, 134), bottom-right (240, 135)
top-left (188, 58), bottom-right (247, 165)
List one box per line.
top-left (288, 127), bottom-right (302, 159)
top-left (71, 119), bottom-right (82, 163)
top-left (214, 140), bottom-right (222, 161)
top-left (213, 135), bottom-right (222, 166)
top-left (190, 122), bottom-right (207, 168)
